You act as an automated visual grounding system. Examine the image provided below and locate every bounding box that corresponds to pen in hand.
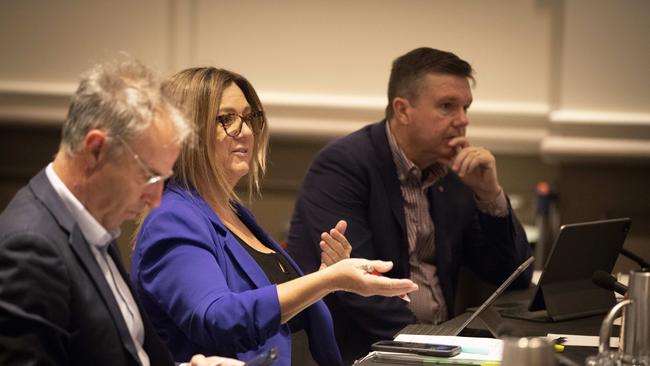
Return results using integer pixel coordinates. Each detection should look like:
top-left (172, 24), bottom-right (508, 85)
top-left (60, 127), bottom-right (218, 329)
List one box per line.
top-left (361, 264), bottom-right (411, 302)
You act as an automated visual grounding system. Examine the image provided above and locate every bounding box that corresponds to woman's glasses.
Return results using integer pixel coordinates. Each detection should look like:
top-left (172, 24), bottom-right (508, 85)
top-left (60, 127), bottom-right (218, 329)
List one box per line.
top-left (216, 110), bottom-right (265, 137)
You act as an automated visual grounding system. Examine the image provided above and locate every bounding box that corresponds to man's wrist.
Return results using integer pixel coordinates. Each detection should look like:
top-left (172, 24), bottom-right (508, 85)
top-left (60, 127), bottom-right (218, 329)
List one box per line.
top-left (475, 188), bottom-right (509, 217)
top-left (475, 186), bottom-right (502, 202)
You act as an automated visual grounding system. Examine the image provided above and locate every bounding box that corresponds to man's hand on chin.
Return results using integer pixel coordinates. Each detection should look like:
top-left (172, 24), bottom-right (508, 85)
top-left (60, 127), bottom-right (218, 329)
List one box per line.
top-left (446, 137), bottom-right (502, 201)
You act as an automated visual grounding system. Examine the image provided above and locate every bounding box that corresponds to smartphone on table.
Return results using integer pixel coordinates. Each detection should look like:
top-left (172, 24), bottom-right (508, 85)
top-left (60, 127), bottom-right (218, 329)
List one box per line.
top-left (371, 340), bottom-right (461, 357)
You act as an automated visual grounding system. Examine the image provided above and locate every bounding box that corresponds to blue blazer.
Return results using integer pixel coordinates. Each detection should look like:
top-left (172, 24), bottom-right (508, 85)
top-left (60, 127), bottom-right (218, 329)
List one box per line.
top-left (131, 184), bottom-right (343, 366)
top-left (287, 120), bottom-right (532, 362)
top-left (0, 170), bottom-right (174, 366)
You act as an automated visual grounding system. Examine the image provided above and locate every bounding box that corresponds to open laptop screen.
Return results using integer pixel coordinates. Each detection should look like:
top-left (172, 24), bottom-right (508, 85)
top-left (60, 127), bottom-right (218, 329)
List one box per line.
top-left (398, 256), bottom-right (534, 337)
top-left (453, 256), bottom-right (535, 334)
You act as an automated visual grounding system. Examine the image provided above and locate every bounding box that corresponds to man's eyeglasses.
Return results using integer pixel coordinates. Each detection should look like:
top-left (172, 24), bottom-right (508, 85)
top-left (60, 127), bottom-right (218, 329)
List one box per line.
top-left (216, 110), bottom-right (265, 138)
top-left (115, 136), bottom-right (173, 186)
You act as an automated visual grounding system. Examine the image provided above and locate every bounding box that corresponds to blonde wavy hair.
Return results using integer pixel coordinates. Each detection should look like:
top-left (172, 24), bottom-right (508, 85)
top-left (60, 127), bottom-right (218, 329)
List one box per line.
top-left (163, 67), bottom-right (269, 208)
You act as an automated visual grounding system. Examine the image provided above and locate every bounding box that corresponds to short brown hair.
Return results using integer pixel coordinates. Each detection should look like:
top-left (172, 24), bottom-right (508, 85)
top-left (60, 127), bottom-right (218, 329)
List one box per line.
top-left (385, 47), bottom-right (474, 120)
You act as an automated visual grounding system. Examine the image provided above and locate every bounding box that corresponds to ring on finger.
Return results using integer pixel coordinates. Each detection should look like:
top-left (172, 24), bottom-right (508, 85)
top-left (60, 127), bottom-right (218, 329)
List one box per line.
top-left (361, 264), bottom-right (374, 273)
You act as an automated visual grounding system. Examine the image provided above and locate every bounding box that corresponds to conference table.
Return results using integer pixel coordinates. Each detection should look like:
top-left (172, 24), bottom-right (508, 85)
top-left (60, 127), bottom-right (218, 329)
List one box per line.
top-left (354, 287), bottom-right (614, 365)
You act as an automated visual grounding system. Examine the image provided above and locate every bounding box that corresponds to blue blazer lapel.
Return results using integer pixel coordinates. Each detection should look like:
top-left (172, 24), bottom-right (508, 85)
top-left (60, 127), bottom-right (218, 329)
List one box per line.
top-left (237, 206), bottom-right (306, 276)
top-left (236, 205), bottom-right (344, 363)
top-left (233, 205), bottom-right (343, 364)
top-left (190, 195), bottom-right (273, 290)
top-left (226, 241), bottom-right (273, 289)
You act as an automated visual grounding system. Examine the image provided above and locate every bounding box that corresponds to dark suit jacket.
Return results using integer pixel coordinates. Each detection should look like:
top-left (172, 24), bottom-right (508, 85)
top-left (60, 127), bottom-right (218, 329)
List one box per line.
top-left (0, 170), bottom-right (174, 366)
top-left (287, 120), bottom-right (532, 362)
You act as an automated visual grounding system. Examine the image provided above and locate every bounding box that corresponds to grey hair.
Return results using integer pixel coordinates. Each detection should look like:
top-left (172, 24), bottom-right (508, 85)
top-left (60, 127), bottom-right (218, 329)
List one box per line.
top-left (60, 56), bottom-right (192, 157)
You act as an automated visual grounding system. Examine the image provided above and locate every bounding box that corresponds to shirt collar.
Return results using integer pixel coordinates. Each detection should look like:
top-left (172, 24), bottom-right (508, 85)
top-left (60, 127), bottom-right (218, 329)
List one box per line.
top-left (385, 121), bottom-right (447, 187)
top-left (45, 163), bottom-right (119, 249)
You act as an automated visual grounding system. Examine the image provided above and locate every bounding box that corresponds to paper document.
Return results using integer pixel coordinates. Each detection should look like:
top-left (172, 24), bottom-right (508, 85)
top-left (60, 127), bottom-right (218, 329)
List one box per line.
top-left (546, 333), bottom-right (619, 348)
top-left (356, 351), bottom-right (495, 365)
top-left (394, 334), bottom-right (503, 361)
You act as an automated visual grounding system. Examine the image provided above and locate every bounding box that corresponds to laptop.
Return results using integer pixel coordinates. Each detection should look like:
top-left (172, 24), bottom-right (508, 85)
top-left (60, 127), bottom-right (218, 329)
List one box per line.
top-left (399, 256), bottom-right (535, 337)
top-left (500, 217), bottom-right (631, 322)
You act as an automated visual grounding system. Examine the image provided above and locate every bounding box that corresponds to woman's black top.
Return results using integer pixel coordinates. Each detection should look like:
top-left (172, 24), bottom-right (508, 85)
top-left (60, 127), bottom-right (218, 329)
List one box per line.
top-left (232, 233), bottom-right (317, 366)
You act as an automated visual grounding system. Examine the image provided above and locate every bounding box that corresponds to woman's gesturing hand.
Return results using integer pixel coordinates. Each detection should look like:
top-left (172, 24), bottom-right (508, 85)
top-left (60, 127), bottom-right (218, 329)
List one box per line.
top-left (326, 258), bottom-right (418, 297)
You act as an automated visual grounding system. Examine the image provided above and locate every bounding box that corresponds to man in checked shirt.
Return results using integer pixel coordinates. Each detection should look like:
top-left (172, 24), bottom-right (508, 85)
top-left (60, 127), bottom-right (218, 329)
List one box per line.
top-left (287, 47), bottom-right (532, 364)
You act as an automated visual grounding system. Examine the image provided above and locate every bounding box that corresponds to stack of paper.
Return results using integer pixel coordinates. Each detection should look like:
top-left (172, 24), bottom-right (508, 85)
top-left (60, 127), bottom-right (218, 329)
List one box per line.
top-left (355, 351), bottom-right (499, 365)
top-left (393, 334), bottom-right (503, 362)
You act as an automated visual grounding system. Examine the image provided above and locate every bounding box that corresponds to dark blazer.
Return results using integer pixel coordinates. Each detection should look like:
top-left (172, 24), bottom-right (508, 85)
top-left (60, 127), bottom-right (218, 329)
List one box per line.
top-left (287, 120), bottom-right (532, 362)
top-left (131, 184), bottom-right (343, 366)
top-left (0, 170), bottom-right (174, 366)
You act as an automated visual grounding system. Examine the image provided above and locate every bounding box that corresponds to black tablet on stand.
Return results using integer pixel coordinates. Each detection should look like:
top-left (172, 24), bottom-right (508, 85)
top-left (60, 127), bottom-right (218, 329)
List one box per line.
top-left (501, 217), bottom-right (631, 322)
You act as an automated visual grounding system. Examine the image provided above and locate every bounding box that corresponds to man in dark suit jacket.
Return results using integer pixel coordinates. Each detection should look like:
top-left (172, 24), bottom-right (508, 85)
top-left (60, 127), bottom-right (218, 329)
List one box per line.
top-left (287, 47), bottom-right (533, 363)
top-left (0, 58), bottom-right (242, 366)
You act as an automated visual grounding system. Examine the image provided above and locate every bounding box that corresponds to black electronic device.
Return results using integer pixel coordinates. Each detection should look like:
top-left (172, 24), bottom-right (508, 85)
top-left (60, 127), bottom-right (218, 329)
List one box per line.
top-left (501, 218), bottom-right (631, 322)
top-left (371, 340), bottom-right (461, 357)
top-left (399, 256), bottom-right (534, 337)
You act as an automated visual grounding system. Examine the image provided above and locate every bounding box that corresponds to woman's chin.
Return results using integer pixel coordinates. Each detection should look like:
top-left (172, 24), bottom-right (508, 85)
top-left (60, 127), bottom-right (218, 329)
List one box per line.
top-left (228, 165), bottom-right (250, 182)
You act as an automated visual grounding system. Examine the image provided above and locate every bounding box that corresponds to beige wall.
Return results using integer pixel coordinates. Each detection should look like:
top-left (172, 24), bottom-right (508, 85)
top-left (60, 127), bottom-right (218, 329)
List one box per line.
top-left (1, 0), bottom-right (649, 270)
top-left (2, 0), bottom-right (649, 156)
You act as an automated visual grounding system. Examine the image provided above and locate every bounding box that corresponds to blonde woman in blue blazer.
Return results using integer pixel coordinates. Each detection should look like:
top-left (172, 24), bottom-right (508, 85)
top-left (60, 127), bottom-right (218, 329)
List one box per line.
top-left (131, 67), bottom-right (417, 366)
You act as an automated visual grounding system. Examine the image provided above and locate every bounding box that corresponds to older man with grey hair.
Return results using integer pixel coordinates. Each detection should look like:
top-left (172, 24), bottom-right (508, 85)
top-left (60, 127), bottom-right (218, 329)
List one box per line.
top-left (0, 58), bottom-right (242, 366)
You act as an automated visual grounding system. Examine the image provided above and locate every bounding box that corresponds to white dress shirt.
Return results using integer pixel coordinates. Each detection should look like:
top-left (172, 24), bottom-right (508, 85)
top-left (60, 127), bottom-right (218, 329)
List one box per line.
top-left (45, 163), bottom-right (150, 366)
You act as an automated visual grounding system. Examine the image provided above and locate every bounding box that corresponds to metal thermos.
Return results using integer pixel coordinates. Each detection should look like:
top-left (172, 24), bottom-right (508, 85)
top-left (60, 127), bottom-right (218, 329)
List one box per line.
top-left (622, 269), bottom-right (650, 359)
top-left (501, 337), bottom-right (558, 366)
top-left (596, 268), bottom-right (650, 365)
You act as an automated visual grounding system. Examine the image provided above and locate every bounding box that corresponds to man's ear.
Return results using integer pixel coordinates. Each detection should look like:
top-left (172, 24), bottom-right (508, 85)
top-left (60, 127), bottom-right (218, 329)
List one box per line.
top-left (392, 97), bottom-right (411, 125)
top-left (82, 130), bottom-right (109, 170)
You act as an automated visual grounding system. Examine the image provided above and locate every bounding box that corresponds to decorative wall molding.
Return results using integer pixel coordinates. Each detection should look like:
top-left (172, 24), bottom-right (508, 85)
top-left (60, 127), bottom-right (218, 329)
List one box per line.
top-left (541, 136), bottom-right (650, 163)
top-left (541, 109), bottom-right (650, 163)
top-left (550, 110), bottom-right (650, 126)
top-left (0, 81), bottom-right (76, 96)
top-left (262, 91), bottom-right (549, 155)
top-left (1, 82), bottom-right (649, 162)
top-left (0, 81), bottom-right (74, 125)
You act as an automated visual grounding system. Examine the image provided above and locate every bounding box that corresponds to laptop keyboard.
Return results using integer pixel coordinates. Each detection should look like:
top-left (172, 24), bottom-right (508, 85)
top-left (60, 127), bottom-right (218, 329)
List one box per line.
top-left (399, 323), bottom-right (459, 336)
top-left (399, 323), bottom-right (495, 338)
